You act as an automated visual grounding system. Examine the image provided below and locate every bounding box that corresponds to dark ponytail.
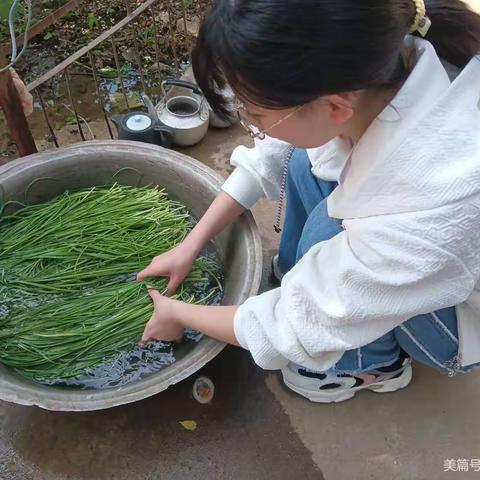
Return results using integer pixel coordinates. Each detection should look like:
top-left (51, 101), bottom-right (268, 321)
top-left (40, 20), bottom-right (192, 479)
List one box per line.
top-left (420, 0), bottom-right (480, 69)
top-left (192, 0), bottom-right (480, 116)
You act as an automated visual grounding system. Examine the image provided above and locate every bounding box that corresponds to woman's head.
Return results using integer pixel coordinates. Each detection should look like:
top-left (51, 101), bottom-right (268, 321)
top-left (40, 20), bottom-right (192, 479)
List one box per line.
top-left (192, 0), bottom-right (480, 147)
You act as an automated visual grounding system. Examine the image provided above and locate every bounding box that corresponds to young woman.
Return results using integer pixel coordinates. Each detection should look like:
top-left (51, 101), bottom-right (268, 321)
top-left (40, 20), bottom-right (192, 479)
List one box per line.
top-left (137, 0), bottom-right (480, 403)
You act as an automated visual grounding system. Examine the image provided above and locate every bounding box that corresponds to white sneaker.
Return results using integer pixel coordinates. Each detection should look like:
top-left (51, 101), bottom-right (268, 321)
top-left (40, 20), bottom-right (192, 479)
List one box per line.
top-left (282, 355), bottom-right (412, 404)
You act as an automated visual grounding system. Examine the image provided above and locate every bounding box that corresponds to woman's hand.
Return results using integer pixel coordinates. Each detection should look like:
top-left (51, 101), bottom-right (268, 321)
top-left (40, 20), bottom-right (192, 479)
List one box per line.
top-left (136, 243), bottom-right (196, 294)
top-left (140, 288), bottom-right (239, 346)
top-left (10, 69), bottom-right (33, 117)
top-left (137, 192), bottom-right (246, 294)
top-left (140, 289), bottom-right (184, 345)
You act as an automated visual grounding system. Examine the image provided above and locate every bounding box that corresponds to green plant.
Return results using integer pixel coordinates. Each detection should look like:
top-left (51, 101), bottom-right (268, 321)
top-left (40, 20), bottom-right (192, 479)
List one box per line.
top-left (0, 0), bottom-right (26, 40)
top-left (87, 11), bottom-right (98, 30)
top-left (138, 26), bottom-right (155, 46)
top-left (0, 0), bottom-right (18, 19)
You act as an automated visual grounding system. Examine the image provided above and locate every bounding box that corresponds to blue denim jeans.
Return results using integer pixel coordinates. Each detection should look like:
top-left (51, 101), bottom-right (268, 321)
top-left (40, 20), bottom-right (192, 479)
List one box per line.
top-left (278, 148), bottom-right (468, 375)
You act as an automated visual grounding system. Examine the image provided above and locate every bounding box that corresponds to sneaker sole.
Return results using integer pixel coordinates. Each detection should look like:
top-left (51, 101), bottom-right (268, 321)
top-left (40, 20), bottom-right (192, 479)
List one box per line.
top-left (281, 364), bottom-right (413, 404)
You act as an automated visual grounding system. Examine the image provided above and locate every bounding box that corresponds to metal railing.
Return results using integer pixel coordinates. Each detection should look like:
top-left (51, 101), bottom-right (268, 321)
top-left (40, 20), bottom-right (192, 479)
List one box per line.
top-left (0, 0), bottom-right (203, 157)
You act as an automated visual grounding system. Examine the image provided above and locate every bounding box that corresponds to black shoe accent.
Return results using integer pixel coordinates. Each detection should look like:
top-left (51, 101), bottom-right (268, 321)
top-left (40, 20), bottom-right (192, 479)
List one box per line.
top-left (320, 383), bottom-right (342, 390)
top-left (377, 354), bottom-right (409, 373)
top-left (298, 369), bottom-right (327, 380)
top-left (351, 377), bottom-right (365, 387)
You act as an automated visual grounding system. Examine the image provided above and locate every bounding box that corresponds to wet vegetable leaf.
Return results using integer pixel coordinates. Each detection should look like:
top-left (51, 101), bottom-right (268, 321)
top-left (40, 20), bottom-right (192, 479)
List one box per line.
top-left (179, 420), bottom-right (197, 431)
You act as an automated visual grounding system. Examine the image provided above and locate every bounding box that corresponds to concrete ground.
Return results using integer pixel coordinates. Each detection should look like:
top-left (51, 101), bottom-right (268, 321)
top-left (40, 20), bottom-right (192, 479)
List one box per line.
top-left (1, 123), bottom-right (479, 480)
top-left (2, 3), bottom-right (480, 479)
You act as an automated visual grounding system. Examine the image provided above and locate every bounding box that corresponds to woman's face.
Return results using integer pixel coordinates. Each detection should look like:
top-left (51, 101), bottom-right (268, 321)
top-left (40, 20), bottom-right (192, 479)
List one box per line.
top-left (239, 95), bottom-right (355, 148)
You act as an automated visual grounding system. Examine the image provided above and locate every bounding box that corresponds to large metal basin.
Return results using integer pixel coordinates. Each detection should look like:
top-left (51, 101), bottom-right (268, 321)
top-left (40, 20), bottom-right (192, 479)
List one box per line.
top-left (0, 140), bottom-right (262, 411)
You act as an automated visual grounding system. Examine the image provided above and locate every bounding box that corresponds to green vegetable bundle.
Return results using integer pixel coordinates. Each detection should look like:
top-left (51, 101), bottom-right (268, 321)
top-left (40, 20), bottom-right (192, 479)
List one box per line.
top-left (0, 184), bottom-right (221, 383)
top-left (0, 184), bottom-right (195, 292)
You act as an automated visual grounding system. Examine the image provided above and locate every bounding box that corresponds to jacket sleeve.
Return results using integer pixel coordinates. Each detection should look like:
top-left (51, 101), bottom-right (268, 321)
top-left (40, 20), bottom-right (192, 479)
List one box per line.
top-left (233, 207), bottom-right (477, 371)
top-left (221, 135), bottom-right (292, 209)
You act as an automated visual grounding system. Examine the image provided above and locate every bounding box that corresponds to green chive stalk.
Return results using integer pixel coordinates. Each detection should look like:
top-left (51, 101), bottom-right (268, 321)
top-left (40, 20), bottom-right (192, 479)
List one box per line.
top-left (0, 184), bottom-right (222, 383)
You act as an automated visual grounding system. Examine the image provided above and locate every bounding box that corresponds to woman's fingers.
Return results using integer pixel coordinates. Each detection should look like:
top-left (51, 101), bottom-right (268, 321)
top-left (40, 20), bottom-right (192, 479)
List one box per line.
top-left (139, 313), bottom-right (155, 346)
top-left (140, 291), bottom-right (162, 346)
top-left (166, 275), bottom-right (182, 296)
top-left (136, 265), bottom-right (153, 281)
top-left (147, 288), bottom-right (163, 303)
top-left (137, 263), bottom-right (166, 281)
top-left (137, 267), bottom-right (183, 295)
top-left (139, 292), bottom-right (184, 345)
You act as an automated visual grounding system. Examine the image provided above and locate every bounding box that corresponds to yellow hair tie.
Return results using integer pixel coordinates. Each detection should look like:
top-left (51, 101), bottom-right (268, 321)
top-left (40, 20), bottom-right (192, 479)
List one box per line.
top-left (410, 0), bottom-right (432, 37)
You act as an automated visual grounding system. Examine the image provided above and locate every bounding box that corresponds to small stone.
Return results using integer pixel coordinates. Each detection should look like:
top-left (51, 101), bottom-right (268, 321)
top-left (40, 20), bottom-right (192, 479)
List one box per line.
top-left (150, 61), bottom-right (172, 73)
top-left (122, 47), bottom-right (137, 62)
top-left (156, 11), bottom-right (169, 23)
top-left (176, 16), bottom-right (200, 36)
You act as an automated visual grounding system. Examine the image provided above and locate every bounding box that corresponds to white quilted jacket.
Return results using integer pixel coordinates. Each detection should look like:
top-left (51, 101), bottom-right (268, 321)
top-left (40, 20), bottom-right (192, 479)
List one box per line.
top-left (221, 37), bottom-right (480, 371)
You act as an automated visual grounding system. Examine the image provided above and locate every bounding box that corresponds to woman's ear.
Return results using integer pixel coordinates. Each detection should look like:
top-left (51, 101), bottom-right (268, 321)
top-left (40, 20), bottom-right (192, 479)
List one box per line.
top-left (325, 93), bottom-right (356, 124)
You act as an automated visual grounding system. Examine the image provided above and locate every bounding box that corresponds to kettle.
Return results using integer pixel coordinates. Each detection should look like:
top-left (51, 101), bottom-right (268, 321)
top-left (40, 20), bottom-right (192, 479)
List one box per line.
top-left (144, 78), bottom-right (210, 147)
top-left (111, 111), bottom-right (173, 148)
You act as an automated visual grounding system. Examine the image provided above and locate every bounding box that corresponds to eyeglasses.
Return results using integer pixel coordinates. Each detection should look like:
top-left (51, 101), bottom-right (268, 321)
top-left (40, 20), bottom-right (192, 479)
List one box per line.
top-left (235, 99), bottom-right (303, 140)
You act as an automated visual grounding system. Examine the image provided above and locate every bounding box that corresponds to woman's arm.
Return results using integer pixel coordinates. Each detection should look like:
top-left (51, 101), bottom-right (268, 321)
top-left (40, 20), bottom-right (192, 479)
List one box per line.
top-left (182, 191), bottom-right (246, 256)
top-left (137, 191), bottom-right (246, 289)
top-left (175, 303), bottom-right (239, 345)
top-left (141, 290), bottom-right (239, 345)
top-left (140, 137), bottom-right (293, 343)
